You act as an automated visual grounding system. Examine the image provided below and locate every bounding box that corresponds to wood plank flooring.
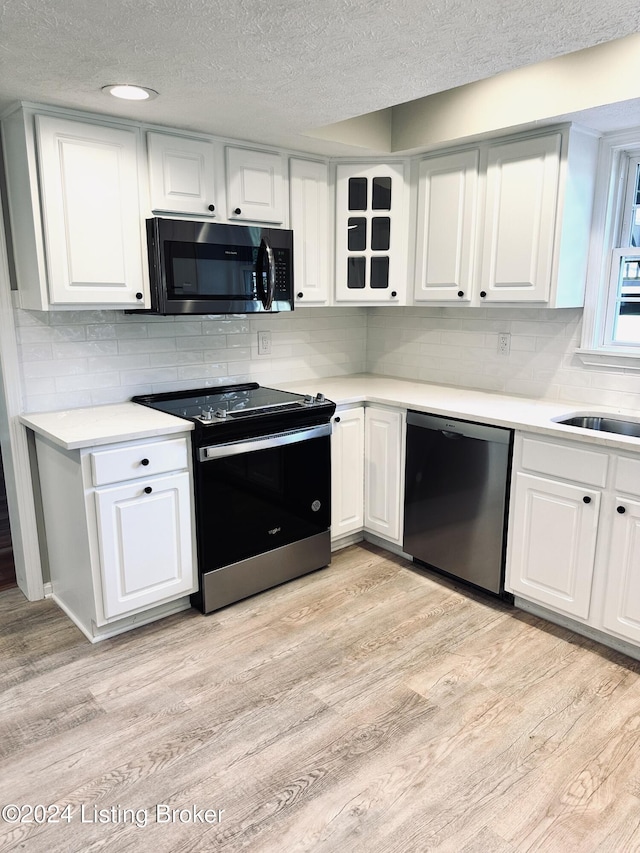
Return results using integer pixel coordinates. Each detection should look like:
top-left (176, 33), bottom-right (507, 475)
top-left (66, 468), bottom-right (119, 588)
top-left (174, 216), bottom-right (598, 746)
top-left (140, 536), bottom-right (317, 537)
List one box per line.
top-left (2, 542), bottom-right (640, 852)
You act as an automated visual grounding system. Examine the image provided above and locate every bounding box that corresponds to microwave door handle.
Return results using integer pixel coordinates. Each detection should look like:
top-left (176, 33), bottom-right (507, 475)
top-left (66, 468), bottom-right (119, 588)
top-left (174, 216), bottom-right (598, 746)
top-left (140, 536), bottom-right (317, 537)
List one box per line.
top-left (260, 236), bottom-right (275, 311)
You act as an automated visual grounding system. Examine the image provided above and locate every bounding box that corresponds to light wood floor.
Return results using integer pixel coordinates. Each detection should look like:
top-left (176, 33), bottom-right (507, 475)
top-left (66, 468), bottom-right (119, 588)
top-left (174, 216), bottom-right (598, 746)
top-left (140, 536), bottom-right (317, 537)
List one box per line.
top-left (2, 542), bottom-right (640, 853)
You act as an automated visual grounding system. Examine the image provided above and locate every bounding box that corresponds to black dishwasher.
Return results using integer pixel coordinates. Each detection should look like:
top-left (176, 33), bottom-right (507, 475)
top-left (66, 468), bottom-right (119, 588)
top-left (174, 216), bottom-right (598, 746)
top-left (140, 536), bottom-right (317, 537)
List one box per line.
top-left (403, 411), bottom-right (513, 597)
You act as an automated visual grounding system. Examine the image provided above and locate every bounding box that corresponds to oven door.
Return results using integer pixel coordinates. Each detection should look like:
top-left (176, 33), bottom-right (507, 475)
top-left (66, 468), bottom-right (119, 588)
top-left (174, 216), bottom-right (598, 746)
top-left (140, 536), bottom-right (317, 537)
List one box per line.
top-left (194, 424), bottom-right (331, 575)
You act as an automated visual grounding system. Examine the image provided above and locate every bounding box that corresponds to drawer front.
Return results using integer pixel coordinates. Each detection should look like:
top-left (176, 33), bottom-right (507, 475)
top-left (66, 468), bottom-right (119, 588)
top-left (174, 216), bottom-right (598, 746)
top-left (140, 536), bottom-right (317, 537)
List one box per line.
top-left (91, 437), bottom-right (189, 486)
top-left (520, 437), bottom-right (608, 487)
top-left (614, 454), bottom-right (640, 496)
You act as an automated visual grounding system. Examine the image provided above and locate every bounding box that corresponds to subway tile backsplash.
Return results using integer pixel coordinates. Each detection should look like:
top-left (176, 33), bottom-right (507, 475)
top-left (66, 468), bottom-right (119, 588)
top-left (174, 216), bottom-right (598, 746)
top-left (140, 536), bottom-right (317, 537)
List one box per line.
top-left (366, 306), bottom-right (640, 410)
top-left (16, 307), bottom-right (367, 412)
top-left (15, 304), bottom-right (640, 413)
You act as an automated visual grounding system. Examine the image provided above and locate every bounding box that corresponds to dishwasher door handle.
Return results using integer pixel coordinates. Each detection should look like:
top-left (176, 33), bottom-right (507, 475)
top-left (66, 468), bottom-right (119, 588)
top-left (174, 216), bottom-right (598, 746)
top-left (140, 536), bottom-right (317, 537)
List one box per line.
top-left (440, 430), bottom-right (463, 440)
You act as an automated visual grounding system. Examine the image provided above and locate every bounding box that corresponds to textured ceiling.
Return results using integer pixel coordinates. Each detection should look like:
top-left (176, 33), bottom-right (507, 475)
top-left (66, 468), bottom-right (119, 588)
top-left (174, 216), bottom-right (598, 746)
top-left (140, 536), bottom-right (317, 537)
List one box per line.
top-left (1, 0), bottom-right (639, 154)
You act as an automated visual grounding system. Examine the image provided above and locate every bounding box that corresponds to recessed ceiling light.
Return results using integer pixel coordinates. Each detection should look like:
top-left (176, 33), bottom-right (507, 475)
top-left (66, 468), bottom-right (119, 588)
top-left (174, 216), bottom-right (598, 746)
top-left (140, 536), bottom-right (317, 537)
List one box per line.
top-left (101, 84), bottom-right (158, 101)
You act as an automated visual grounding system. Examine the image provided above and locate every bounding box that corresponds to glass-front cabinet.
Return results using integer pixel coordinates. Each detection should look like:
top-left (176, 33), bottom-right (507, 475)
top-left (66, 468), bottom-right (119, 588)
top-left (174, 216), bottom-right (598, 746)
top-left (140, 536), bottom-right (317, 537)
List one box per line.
top-left (335, 163), bottom-right (408, 303)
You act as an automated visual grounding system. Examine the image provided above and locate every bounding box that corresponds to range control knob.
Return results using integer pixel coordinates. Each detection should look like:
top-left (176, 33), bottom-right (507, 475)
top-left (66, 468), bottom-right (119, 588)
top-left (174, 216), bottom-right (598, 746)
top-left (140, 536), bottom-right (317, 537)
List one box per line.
top-left (215, 408), bottom-right (228, 419)
top-left (201, 408), bottom-right (214, 421)
top-left (304, 395), bottom-right (314, 404)
top-left (315, 393), bottom-right (326, 403)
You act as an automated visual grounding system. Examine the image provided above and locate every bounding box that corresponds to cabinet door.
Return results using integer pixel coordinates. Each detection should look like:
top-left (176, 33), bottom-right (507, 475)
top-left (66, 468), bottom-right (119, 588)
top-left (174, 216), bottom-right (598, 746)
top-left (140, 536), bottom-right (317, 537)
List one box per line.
top-left (507, 472), bottom-right (599, 619)
top-left (335, 163), bottom-right (407, 304)
top-left (226, 147), bottom-right (285, 223)
top-left (35, 115), bottom-right (146, 306)
top-left (147, 132), bottom-right (217, 216)
top-left (479, 134), bottom-right (561, 302)
top-left (95, 472), bottom-right (195, 619)
top-left (414, 150), bottom-right (478, 303)
top-left (364, 406), bottom-right (405, 543)
top-left (331, 407), bottom-right (364, 538)
top-left (289, 158), bottom-right (329, 304)
top-left (601, 497), bottom-right (640, 643)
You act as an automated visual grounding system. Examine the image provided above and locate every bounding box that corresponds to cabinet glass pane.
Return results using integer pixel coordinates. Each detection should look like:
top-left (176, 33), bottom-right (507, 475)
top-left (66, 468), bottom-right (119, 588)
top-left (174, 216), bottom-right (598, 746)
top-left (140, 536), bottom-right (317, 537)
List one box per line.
top-left (348, 178), bottom-right (368, 211)
top-left (347, 257), bottom-right (366, 289)
top-left (370, 256), bottom-right (389, 289)
top-left (348, 217), bottom-right (367, 251)
top-left (372, 177), bottom-right (392, 210)
top-left (371, 217), bottom-right (390, 251)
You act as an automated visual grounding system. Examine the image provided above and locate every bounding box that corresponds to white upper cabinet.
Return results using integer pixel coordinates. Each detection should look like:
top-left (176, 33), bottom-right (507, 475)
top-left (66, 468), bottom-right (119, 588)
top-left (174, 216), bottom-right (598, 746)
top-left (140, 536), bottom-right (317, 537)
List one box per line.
top-left (226, 146), bottom-right (286, 224)
top-left (335, 162), bottom-right (408, 304)
top-left (479, 133), bottom-right (561, 302)
top-left (412, 126), bottom-right (599, 308)
top-left (36, 115), bottom-right (146, 307)
top-left (289, 158), bottom-right (330, 305)
top-left (147, 131), bottom-right (218, 217)
top-left (2, 107), bottom-right (147, 310)
top-left (414, 150), bottom-right (479, 303)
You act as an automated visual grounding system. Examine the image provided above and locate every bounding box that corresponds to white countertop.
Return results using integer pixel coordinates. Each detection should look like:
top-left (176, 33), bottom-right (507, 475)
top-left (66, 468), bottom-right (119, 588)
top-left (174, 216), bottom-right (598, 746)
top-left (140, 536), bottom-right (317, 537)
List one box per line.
top-left (280, 374), bottom-right (640, 453)
top-left (19, 374), bottom-right (640, 453)
top-left (20, 402), bottom-right (193, 450)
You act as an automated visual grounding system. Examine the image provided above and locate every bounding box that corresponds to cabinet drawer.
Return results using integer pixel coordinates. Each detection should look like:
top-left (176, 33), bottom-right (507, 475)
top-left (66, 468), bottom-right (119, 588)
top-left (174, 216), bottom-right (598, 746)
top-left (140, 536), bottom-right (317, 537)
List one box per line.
top-left (520, 437), bottom-right (608, 487)
top-left (614, 455), bottom-right (640, 495)
top-left (90, 438), bottom-right (188, 486)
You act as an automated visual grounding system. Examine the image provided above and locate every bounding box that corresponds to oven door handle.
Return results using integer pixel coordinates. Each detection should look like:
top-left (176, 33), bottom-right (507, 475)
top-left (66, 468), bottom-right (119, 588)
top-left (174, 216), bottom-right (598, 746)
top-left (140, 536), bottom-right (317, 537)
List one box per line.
top-left (198, 423), bottom-right (332, 461)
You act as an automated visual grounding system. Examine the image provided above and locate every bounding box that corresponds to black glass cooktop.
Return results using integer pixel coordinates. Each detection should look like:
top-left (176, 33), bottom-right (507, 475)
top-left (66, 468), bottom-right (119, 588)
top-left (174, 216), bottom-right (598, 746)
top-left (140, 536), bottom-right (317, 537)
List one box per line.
top-left (132, 382), bottom-right (334, 429)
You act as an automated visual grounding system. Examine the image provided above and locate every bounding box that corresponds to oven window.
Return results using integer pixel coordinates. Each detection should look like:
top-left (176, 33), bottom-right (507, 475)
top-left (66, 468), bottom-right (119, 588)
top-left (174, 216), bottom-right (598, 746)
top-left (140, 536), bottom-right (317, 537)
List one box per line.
top-left (165, 241), bottom-right (263, 301)
top-left (195, 434), bottom-right (331, 572)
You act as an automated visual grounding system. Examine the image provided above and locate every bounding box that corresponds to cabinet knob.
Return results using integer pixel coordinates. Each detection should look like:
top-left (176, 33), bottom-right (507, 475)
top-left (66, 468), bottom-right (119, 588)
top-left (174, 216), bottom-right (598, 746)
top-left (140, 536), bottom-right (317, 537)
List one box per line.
top-left (234, 207), bottom-right (242, 215)
top-left (479, 290), bottom-right (487, 298)
top-left (334, 416), bottom-right (341, 423)
top-left (135, 292), bottom-right (143, 300)
top-left (207, 204), bottom-right (215, 212)
top-left (583, 495), bottom-right (591, 504)
top-left (140, 458), bottom-right (150, 466)
top-left (297, 292), bottom-right (304, 299)
top-left (144, 486), bottom-right (153, 494)
top-left (391, 291), bottom-right (397, 298)
top-left (617, 505), bottom-right (626, 514)
top-left (457, 291), bottom-right (464, 298)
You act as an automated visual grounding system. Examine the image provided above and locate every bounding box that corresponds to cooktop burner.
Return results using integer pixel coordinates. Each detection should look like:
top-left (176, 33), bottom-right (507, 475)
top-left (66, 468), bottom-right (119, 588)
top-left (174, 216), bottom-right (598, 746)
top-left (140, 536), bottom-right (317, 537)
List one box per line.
top-left (132, 382), bottom-right (333, 430)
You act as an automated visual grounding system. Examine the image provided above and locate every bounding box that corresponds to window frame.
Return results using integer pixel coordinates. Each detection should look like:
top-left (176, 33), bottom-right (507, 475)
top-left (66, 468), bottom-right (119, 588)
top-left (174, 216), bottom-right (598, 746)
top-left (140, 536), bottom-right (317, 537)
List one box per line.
top-left (578, 129), bottom-right (640, 369)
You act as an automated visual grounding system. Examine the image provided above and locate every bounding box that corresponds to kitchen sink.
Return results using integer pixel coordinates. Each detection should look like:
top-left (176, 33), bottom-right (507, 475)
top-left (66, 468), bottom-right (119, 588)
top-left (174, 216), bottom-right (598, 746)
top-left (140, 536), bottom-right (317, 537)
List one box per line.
top-left (554, 414), bottom-right (640, 438)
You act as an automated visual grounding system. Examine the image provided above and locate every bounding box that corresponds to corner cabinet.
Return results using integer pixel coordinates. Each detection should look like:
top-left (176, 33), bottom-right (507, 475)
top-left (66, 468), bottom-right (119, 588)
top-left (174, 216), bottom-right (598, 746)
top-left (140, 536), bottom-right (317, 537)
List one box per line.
top-left (33, 432), bottom-right (197, 642)
top-left (330, 404), bottom-right (405, 547)
top-left (335, 163), bottom-right (408, 304)
top-left (147, 131), bottom-right (219, 217)
top-left (2, 107), bottom-right (148, 310)
top-left (413, 126), bottom-right (599, 307)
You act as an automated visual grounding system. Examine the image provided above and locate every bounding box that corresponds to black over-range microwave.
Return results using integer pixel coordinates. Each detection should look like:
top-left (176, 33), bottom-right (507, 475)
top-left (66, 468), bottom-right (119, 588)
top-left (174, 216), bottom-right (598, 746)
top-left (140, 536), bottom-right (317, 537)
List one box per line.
top-left (145, 217), bottom-right (294, 315)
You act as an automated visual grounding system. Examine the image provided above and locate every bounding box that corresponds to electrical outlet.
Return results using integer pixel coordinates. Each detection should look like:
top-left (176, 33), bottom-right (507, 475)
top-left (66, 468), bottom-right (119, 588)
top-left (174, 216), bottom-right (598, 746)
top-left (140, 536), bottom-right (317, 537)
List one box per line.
top-left (257, 330), bottom-right (272, 355)
top-left (498, 332), bottom-right (511, 356)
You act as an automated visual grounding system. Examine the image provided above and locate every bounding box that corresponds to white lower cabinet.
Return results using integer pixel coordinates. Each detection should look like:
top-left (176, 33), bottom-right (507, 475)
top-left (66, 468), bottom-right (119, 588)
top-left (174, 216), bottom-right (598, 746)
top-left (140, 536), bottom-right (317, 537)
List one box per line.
top-left (331, 404), bottom-right (405, 547)
top-left (601, 458), bottom-right (640, 645)
top-left (331, 407), bottom-right (365, 538)
top-left (507, 434), bottom-right (640, 654)
top-left (34, 432), bottom-right (196, 641)
top-left (508, 471), bottom-right (600, 619)
top-left (95, 471), bottom-right (194, 619)
top-left (364, 406), bottom-right (405, 544)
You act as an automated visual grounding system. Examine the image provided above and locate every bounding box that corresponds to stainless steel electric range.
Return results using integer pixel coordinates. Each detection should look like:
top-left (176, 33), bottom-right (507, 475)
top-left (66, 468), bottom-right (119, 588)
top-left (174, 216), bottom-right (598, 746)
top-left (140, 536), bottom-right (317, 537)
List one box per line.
top-left (133, 383), bottom-right (336, 613)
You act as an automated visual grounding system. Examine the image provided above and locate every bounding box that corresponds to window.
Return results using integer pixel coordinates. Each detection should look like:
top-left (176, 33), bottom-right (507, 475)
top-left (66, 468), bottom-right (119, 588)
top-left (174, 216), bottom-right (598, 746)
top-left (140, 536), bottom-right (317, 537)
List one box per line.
top-left (579, 135), bottom-right (640, 368)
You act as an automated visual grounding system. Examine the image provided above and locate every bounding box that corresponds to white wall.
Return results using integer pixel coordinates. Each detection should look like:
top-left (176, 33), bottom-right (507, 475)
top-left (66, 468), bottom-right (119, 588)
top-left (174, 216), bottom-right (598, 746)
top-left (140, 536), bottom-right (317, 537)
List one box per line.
top-left (16, 307), bottom-right (367, 413)
top-left (367, 306), bottom-right (640, 411)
